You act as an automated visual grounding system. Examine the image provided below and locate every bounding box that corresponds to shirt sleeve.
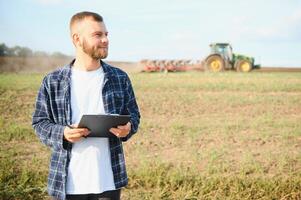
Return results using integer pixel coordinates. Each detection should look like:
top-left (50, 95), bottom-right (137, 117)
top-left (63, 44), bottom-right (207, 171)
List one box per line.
top-left (32, 76), bottom-right (67, 151)
top-left (120, 74), bottom-right (140, 142)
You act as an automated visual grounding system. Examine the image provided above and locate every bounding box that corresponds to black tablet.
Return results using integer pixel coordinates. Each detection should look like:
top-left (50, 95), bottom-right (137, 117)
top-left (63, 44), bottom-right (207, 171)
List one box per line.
top-left (78, 114), bottom-right (130, 138)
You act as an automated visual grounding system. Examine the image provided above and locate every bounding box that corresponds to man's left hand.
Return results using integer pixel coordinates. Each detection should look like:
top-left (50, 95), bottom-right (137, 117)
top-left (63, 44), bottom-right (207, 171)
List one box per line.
top-left (110, 122), bottom-right (131, 138)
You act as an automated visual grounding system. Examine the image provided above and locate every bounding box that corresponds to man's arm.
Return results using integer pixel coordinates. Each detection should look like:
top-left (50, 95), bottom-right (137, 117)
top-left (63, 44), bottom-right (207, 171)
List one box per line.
top-left (120, 75), bottom-right (140, 142)
top-left (32, 77), bottom-right (67, 151)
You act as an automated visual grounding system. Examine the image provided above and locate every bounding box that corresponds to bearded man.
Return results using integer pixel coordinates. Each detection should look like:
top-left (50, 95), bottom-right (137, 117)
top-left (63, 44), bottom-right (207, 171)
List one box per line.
top-left (32, 11), bottom-right (140, 200)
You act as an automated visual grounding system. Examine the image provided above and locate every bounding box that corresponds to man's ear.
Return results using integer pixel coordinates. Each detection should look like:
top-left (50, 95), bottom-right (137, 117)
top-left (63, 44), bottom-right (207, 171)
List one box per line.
top-left (72, 33), bottom-right (80, 47)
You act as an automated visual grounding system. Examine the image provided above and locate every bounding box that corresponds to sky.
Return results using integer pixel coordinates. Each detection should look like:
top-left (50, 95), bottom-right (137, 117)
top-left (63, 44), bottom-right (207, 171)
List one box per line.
top-left (1, 0), bottom-right (301, 67)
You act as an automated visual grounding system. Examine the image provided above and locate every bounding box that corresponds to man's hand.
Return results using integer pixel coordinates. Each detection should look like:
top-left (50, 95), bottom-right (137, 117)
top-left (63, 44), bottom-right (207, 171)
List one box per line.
top-left (64, 124), bottom-right (90, 143)
top-left (110, 122), bottom-right (131, 138)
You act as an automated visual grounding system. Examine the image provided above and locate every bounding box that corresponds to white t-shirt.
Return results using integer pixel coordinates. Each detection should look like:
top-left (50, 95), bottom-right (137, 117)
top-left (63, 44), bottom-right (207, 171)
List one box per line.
top-left (66, 66), bottom-right (116, 194)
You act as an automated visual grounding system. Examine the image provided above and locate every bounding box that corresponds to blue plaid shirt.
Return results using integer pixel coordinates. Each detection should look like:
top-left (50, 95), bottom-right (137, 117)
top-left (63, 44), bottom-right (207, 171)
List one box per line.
top-left (32, 60), bottom-right (140, 200)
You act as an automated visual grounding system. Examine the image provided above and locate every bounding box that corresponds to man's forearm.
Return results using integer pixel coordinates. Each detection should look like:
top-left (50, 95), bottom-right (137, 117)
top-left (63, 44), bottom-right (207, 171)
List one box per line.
top-left (33, 119), bottom-right (66, 150)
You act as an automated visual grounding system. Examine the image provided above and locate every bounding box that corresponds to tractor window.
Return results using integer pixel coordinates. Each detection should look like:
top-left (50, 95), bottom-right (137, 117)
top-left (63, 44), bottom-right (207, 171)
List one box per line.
top-left (218, 47), bottom-right (225, 54)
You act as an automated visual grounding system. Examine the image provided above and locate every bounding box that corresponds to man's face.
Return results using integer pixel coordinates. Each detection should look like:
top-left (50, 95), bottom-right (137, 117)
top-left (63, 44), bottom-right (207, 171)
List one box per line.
top-left (78, 18), bottom-right (109, 59)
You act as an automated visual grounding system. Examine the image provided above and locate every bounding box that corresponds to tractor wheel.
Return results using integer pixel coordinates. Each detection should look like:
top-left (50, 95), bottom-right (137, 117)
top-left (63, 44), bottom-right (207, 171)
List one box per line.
top-left (235, 60), bottom-right (252, 72)
top-left (205, 55), bottom-right (225, 72)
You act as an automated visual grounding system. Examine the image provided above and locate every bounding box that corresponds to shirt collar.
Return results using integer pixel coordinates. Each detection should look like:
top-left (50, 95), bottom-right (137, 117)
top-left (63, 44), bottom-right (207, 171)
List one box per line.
top-left (60, 59), bottom-right (114, 82)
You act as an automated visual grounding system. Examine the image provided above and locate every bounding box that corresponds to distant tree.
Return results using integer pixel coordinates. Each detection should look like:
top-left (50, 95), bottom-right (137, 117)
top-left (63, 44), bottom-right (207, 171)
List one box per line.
top-left (10, 46), bottom-right (21, 56)
top-left (6, 48), bottom-right (16, 56)
top-left (51, 51), bottom-right (68, 58)
top-left (0, 42), bottom-right (67, 57)
top-left (12, 46), bottom-right (33, 57)
top-left (21, 47), bottom-right (33, 57)
top-left (0, 43), bottom-right (9, 56)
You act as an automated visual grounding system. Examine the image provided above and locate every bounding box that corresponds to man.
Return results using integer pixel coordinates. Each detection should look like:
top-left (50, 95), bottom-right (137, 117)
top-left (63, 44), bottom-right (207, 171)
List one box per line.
top-left (32, 11), bottom-right (140, 200)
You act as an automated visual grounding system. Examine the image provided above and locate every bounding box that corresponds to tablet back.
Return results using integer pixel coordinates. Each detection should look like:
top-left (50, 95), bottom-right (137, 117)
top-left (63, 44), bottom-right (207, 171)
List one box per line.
top-left (78, 114), bottom-right (130, 137)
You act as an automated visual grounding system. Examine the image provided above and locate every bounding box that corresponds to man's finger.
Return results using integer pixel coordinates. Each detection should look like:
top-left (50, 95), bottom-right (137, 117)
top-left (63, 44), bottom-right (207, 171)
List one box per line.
top-left (67, 128), bottom-right (89, 134)
top-left (67, 133), bottom-right (84, 139)
top-left (117, 122), bottom-right (131, 130)
top-left (84, 131), bottom-right (90, 136)
top-left (117, 125), bottom-right (126, 129)
top-left (110, 128), bottom-right (120, 134)
top-left (110, 128), bottom-right (120, 137)
top-left (71, 124), bottom-right (79, 128)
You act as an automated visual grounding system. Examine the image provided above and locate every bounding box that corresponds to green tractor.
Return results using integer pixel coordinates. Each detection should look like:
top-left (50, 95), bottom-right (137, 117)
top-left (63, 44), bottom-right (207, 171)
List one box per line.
top-left (204, 43), bottom-right (258, 72)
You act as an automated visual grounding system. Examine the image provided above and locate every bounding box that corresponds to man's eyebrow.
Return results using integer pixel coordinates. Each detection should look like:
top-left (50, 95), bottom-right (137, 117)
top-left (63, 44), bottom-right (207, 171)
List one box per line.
top-left (92, 31), bottom-right (108, 35)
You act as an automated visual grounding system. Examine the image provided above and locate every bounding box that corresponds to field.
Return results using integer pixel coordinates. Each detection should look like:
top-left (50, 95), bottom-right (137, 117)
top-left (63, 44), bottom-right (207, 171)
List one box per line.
top-left (0, 71), bottom-right (301, 199)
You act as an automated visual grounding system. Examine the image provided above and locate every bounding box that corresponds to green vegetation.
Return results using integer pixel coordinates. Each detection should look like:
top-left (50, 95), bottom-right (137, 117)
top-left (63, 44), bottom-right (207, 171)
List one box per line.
top-left (0, 43), bottom-right (68, 57)
top-left (0, 72), bottom-right (301, 199)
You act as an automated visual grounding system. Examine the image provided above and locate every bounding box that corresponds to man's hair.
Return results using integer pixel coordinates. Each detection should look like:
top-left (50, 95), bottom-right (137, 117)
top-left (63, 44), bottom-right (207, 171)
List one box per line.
top-left (70, 11), bottom-right (103, 33)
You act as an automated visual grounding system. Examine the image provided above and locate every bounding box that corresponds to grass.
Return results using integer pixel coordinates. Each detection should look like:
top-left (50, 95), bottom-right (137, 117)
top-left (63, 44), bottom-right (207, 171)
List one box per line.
top-left (0, 71), bottom-right (301, 199)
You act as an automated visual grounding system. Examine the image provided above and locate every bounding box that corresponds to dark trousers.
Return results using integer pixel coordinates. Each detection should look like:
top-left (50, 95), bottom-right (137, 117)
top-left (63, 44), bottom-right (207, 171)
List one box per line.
top-left (52, 189), bottom-right (121, 200)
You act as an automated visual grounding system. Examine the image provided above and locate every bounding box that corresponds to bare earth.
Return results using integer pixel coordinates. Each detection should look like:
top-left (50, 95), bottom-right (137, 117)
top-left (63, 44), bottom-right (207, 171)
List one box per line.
top-left (1, 56), bottom-right (300, 73)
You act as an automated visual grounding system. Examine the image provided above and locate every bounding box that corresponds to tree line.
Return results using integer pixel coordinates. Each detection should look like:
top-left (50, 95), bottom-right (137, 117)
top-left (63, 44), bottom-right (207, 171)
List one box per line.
top-left (0, 43), bottom-right (69, 58)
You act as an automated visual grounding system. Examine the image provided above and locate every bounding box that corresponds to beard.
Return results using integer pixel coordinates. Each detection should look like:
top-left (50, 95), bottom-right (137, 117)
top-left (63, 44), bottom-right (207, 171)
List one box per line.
top-left (81, 38), bottom-right (108, 60)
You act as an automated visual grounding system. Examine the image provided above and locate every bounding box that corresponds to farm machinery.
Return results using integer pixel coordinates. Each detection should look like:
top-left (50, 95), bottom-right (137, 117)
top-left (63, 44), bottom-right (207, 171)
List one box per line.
top-left (140, 43), bottom-right (259, 72)
top-left (139, 59), bottom-right (201, 72)
top-left (204, 43), bottom-right (259, 72)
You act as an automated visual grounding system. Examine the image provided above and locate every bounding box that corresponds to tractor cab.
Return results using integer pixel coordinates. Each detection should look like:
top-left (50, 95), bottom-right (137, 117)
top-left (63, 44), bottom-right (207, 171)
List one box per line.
top-left (210, 43), bottom-right (233, 61)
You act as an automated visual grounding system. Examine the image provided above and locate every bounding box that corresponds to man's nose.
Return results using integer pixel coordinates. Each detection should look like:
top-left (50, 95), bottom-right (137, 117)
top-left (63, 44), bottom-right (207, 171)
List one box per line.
top-left (101, 36), bottom-right (109, 45)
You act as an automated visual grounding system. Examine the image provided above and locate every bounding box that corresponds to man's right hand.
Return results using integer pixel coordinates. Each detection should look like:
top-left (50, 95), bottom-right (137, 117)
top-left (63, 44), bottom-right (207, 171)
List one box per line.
top-left (64, 124), bottom-right (90, 143)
